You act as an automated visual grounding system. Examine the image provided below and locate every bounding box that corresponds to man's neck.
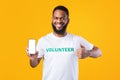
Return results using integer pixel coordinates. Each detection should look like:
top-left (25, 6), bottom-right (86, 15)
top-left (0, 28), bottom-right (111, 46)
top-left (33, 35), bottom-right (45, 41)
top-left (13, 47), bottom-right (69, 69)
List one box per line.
top-left (53, 32), bottom-right (67, 37)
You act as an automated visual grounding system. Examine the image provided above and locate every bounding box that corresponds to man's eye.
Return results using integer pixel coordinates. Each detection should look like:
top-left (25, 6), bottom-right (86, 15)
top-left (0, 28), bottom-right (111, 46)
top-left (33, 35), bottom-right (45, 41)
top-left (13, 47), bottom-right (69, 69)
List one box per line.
top-left (53, 17), bottom-right (66, 20)
top-left (54, 17), bottom-right (58, 19)
top-left (61, 17), bottom-right (65, 20)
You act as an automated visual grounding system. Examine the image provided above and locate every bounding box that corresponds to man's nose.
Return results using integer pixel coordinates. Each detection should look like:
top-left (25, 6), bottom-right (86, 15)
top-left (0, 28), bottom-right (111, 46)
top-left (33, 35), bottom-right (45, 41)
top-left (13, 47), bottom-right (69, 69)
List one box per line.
top-left (57, 18), bottom-right (62, 23)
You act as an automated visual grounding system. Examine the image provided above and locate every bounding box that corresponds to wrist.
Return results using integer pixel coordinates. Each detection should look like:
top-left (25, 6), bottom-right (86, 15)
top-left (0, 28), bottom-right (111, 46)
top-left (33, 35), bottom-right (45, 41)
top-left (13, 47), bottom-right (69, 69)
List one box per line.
top-left (81, 50), bottom-right (90, 58)
top-left (30, 58), bottom-right (38, 61)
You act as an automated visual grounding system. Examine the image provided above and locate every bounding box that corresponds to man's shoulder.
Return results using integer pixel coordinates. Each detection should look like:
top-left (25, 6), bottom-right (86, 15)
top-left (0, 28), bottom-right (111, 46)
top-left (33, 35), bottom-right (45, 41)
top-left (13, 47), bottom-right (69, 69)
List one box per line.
top-left (68, 33), bottom-right (82, 39)
top-left (38, 33), bottom-right (52, 41)
top-left (68, 33), bottom-right (88, 43)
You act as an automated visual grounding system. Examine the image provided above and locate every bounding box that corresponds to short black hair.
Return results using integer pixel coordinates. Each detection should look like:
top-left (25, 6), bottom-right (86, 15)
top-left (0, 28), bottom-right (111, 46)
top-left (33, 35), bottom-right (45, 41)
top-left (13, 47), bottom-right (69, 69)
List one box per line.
top-left (52, 5), bottom-right (69, 16)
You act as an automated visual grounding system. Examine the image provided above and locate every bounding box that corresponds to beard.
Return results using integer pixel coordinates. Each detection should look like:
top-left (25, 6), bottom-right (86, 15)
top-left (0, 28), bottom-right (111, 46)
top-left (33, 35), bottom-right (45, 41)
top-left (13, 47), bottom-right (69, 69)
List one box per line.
top-left (52, 23), bottom-right (68, 35)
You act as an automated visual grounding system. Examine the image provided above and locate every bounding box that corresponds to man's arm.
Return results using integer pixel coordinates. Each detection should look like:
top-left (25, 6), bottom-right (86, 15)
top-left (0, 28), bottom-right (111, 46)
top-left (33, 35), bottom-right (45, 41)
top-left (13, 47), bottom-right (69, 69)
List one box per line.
top-left (88, 46), bottom-right (102, 58)
top-left (30, 57), bottom-right (42, 68)
top-left (26, 49), bottom-right (42, 68)
top-left (77, 45), bottom-right (102, 59)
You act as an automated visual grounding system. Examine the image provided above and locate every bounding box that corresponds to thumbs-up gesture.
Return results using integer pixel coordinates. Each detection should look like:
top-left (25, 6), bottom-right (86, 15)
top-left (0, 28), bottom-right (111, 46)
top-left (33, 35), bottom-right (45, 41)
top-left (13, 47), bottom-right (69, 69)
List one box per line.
top-left (76, 45), bottom-right (90, 59)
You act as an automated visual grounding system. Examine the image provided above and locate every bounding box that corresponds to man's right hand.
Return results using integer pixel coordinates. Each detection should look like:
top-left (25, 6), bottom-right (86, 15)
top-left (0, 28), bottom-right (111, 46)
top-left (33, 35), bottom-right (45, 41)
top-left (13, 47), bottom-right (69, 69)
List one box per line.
top-left (26, 48), bottom-right (41, 68)
top-left (26, 48), bottom-right (38, 60)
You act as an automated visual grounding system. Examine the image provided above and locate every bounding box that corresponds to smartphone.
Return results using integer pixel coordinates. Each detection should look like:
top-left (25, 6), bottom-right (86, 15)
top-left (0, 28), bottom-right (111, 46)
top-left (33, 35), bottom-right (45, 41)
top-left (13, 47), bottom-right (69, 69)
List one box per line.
top-left (28, 39), bottom-right (36, 54)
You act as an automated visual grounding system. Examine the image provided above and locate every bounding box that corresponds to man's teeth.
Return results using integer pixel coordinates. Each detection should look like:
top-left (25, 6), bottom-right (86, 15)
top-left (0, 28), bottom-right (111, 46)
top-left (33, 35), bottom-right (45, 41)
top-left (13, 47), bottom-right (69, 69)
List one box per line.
top-left (56, 24), bottom-right (62, 27)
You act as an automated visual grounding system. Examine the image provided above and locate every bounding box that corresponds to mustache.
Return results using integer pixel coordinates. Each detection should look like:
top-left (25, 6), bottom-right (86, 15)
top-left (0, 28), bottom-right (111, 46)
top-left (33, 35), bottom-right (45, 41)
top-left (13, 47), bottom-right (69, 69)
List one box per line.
top-left (52, 23), bottom-right (67, 35)
top-left (56, 22), bottom-right (64, 25)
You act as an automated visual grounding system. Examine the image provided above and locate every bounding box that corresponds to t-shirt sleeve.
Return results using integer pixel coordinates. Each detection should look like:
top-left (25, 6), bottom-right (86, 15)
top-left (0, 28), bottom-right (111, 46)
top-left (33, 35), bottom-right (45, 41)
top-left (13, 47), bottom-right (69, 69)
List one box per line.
top-left (78, 36), bottom-right (94, 50)
top-left (36, 38), bottom-right (45, 58)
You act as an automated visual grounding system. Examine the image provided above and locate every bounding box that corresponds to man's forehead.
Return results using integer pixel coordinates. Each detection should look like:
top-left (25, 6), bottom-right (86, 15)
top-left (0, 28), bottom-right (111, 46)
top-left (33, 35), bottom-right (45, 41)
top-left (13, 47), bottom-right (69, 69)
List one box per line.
top-left (53, 10), bottom-right (67, 17)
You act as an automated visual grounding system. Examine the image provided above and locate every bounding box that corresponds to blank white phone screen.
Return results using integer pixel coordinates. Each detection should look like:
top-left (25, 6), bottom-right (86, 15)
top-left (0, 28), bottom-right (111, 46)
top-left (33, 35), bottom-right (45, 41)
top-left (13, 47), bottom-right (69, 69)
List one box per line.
top-left (28, 39), bottom-right (36, 54)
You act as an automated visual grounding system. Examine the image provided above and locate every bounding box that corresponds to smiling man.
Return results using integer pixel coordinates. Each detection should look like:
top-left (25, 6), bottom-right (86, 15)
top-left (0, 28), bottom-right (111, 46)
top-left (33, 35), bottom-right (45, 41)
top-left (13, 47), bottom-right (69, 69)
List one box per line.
top-left (27, 5), bottom-right (102, 80)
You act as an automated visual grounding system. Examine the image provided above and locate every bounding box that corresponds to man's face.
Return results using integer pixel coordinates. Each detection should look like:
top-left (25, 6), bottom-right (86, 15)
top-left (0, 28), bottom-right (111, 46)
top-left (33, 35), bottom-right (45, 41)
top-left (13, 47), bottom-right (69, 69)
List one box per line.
top-left (52, 10), bottom-right (69, 34)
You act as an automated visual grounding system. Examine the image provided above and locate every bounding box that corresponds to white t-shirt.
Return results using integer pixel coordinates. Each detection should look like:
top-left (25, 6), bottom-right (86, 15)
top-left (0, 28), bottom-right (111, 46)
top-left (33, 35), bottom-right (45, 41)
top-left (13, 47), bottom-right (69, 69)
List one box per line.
top-left (36, 32), bottom-right (93, 80)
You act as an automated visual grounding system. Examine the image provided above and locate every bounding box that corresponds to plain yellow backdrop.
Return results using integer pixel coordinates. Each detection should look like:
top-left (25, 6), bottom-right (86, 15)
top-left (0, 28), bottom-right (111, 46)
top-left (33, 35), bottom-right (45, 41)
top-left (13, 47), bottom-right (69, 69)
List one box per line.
top-left (0, 0), bottom-right (120, 80)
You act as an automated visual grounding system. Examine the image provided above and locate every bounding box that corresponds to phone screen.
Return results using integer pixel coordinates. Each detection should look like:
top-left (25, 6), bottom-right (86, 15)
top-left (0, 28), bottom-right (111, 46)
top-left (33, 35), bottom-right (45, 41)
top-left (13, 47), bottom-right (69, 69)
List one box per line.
top-left (28, 39), bottom-right (36, 54)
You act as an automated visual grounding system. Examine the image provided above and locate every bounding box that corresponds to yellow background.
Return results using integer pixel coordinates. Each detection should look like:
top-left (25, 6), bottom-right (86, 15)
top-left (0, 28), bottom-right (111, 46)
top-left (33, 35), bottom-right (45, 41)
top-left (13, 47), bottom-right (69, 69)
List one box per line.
top-left (0, 0), bottom-right (120, 80)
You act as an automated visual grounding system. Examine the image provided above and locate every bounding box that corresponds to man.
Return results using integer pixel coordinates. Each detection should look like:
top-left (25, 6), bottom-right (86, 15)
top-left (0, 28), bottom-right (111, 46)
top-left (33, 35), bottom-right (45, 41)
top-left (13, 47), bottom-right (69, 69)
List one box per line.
top-left (26, 5), bottom-right (102, 80)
